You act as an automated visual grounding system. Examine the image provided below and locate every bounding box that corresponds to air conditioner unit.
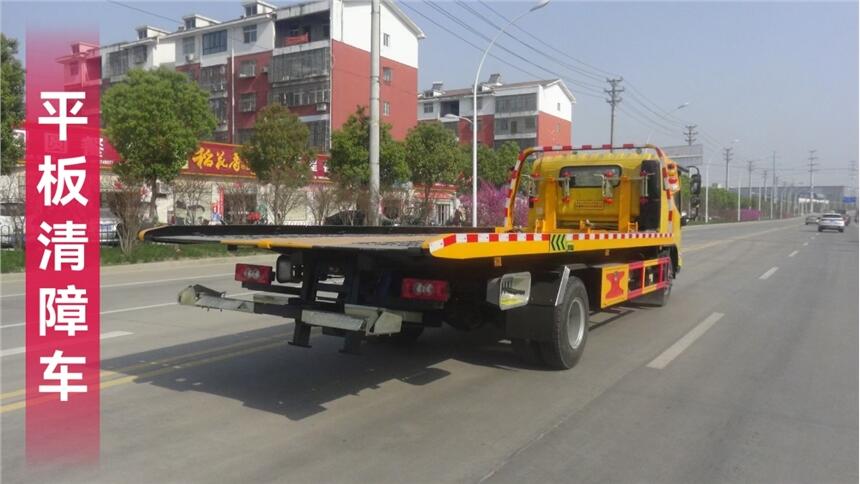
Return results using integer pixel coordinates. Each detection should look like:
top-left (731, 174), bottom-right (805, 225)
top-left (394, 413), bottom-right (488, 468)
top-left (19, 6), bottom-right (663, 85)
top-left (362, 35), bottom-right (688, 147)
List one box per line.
top-left (261, 65), bottom-right (269, 74)
top-left (185, 53), bottom-right (196, 62)
top-left (316, 102), bottom-right (329, 112)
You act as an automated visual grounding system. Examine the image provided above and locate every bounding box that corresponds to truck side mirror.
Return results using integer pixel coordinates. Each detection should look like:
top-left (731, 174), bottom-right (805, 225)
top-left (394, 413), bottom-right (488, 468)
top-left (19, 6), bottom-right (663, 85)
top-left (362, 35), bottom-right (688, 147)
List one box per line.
top-left (690, 174), bottom-right (702, 195)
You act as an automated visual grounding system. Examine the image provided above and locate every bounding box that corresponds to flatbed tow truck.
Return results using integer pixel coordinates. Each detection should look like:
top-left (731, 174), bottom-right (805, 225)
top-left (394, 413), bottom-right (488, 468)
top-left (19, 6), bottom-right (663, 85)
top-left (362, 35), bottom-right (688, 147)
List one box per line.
top-left (141, 144), bottom-right (701, 369)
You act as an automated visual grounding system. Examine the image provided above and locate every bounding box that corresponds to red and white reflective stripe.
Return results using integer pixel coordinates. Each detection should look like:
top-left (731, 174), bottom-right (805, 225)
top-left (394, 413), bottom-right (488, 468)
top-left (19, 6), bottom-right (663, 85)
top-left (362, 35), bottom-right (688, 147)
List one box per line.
top-left (429, 232), bottom-right (671, 253)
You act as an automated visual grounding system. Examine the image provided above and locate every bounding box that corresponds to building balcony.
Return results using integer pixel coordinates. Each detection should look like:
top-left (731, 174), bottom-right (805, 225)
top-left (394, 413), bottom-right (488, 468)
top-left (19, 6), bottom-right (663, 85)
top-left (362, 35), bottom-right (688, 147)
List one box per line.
top-left (272, 39), bottom-right (330, 57)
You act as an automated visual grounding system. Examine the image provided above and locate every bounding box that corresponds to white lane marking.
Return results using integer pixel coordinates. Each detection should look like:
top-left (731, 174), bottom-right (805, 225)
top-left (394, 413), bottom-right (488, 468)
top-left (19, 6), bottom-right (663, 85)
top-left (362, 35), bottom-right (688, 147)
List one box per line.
top-left (0, 331), bottom-right (133, 358)
top-left (0, 291), bottom-right (255, 330)
top-left (0, 272), bottom-right (233, 299)
top-left (759, 267), bottom-right (779, 280)
top-left (788, 250), bottom-right (798, 258)
top-left (647, 312), bottom-right (725, 369)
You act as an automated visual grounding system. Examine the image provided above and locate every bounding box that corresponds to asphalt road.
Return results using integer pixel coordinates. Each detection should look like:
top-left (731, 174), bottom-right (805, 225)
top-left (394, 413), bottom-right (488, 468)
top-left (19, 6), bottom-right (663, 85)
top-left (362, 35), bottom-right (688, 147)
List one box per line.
top-left (1, 218), bottom-right (857, 483)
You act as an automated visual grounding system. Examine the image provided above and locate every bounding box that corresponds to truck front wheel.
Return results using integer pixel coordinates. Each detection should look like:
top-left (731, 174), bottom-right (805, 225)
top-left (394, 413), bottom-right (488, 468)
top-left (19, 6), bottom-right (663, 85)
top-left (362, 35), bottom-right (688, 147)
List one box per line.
top-left (540, 277), bottom-right (589, 370)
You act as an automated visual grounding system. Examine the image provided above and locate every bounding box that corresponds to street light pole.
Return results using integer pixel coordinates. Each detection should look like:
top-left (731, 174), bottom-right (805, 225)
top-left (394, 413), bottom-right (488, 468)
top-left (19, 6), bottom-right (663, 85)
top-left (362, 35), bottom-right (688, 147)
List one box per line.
top-left (471, 0), bottom-right (550, 227)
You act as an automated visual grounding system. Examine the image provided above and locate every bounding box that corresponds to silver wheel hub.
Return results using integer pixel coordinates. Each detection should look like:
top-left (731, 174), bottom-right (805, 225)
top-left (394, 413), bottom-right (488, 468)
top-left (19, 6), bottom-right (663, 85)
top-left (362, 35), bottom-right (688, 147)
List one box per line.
top-left (566, 299), bottom-right (585, 350)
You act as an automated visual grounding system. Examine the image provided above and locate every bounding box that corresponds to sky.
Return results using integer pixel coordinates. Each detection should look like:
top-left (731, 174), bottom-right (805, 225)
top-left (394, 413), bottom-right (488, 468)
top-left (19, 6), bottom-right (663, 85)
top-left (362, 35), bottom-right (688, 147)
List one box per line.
top-left (2, 0), bottom-right (857, 188)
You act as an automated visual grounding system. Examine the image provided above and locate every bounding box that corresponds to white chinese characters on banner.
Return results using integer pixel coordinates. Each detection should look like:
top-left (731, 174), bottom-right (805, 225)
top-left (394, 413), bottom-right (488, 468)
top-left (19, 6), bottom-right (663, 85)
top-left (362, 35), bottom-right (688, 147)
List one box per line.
top-left (39, 350), bottom-right (87, 402)
top-left (38, 221), bottom-right (87, 271)
top-left (37, 155), bottom-right (88, 206)
top-left (39, 285), bottom-right (88, 336)
top-left (38, 92), bottom-right (87, 142)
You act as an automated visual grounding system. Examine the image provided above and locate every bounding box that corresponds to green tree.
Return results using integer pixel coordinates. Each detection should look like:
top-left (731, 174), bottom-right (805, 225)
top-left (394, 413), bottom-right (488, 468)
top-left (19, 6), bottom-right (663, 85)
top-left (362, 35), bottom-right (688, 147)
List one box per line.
top-left (102, 68), bottom-right (216, 220)
top-left (483, 140), bottom-right (520, 186)
top-left (328, 106), bottom-right (408, 189)
top-left (239, 104), bottom-right (313, 224)
top-left (1, 35), bottom-right (25, 175)
top-left (405, 122), bottom-right (465, 222)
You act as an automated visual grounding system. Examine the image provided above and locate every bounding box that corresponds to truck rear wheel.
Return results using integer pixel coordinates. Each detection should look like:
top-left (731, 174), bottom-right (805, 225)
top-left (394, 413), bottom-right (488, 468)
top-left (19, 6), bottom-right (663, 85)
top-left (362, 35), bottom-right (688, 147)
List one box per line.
top-left (540, 277), bottom-right (589, 370)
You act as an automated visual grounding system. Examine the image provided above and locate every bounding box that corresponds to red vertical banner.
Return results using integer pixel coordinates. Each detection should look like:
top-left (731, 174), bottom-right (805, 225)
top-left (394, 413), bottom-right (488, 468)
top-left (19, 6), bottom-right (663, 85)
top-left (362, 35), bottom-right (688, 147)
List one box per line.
top-left (25, 31), bottom-right (100, 464)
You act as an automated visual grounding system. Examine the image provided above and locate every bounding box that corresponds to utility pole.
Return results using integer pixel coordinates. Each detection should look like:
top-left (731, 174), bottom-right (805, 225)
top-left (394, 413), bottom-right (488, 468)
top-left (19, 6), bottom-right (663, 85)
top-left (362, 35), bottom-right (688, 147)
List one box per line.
top-left (758, 169), bottom-right (767, 214)
top-left (684, 125), bottom-right (698, 146)
top-left (737, 169), bottom-right (741, 222)
top-left (850, 160), bottom-right (857, 212)
top-left (773, 175), bottom-right (779, 219)
top-left (770, 151), bottom-right (777, 219)
top-left (747, 160), bottom-right (754, 209)
top-left (605, 78), bottom-right (623, 149)
top-left (368, 0), bottom-right (381, 226)
top-left (723, 147), bottom-right (733, 189)
top-left (808, 150), bottom-right (818, 215)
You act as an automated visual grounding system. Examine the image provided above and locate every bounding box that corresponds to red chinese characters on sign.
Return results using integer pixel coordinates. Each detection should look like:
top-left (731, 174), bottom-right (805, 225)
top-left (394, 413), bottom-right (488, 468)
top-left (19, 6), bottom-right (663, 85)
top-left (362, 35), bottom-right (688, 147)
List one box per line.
top-left (25, 32), bottom-right (101, 464)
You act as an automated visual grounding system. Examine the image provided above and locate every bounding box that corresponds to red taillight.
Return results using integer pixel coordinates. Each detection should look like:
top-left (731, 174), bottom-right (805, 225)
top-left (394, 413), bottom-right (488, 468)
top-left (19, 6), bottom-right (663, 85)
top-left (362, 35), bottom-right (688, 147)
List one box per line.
top-left (235, 263), bottom-right (273, 284)
top-left (401, 278), bottom-right (449, 302)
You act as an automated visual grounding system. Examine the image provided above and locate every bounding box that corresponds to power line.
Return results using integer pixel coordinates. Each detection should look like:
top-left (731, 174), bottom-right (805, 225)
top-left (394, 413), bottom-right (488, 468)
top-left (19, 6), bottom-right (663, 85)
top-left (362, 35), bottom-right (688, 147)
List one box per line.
top-left (420, 1), bottom-right (608, 97)
top-left (476, 0), bottom-right (620, 79)
top-left (456, 0), bottom-right (608, 86)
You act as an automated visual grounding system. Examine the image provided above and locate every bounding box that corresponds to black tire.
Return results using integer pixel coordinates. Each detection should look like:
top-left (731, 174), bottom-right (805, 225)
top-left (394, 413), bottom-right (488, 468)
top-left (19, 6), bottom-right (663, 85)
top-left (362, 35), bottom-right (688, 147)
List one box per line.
top-left (839, 229), bottom-right (844, 233)
top-left (391, 325), bottom-right (424, 345)
top-left (540, 277), bottom-right (589, 370)
top-left (818, 227), bottom-right (823, 232)
top-left (511, 338), bottom-right (543, 366)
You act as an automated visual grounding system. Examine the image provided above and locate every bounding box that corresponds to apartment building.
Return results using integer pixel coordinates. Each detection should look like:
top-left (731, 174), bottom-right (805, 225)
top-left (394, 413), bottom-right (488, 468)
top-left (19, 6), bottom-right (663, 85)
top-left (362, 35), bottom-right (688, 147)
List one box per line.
top-left (416, 74), bottom-right (575, 150)
top-left (81, 0), bottom-right (424, 148)
top-left (46, 0), bottom-right (426, 224)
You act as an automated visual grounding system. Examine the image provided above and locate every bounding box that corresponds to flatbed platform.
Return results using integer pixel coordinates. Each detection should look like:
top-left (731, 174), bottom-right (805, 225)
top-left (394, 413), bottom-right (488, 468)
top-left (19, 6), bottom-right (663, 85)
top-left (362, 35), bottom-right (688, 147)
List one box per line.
top-left (141, 224), bottom-right (675, 260)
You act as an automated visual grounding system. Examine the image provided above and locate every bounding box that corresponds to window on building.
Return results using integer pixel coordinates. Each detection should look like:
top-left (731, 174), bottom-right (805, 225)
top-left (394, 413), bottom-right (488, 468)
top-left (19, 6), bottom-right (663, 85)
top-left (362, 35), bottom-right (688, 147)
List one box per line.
top-left (423, 102), bottom-right (433, 114)
top-left (472, 97), bottom-right (483, 111)
top-left (183, 37), bottom-right (195, 56)
top-left (199, 65), bottom-right (227, 92)
top-left (383, 101), bottom-right (390, 116)
top-left (270, 81), bottom-right (329, 107)
top-left (239, 60), bottom-right (256, 77)
top-left (494, 116), bottom-right (537, 135)
top-left (243, 25), bottom-right (257, 44)
top-left (383, 67), bottom-right (392, 83)
top-left (557, 102), bottom-right (561, 111)
top-left (495, 93), bottom-right (537, 114)
top-left (107, 50), bottom-right (129, 77)
top-left (185, 18), bottom-right (195, 30)
top-left (383, 33), bottom-right (390, 46)
top-left (245, 5), bottom-right (256, 16)
top-left (238, 129), bottom-right (255, 144)
top-left (69, 63), bottom-right (79, 76)
top-left (209, 98), bottom-right (228, 124)
top-left (305, 120), bottom-right (329, 150)
top-left (269, 47), bottom-right (330, 82)
top-left (131, 45), bottom-right (147, 65)
top-left (202, 30), bottom-right (227, 55)
top-left (240, 93), bottom-right (256, 112)
top-left (137, 29), bottom-right (147, 40)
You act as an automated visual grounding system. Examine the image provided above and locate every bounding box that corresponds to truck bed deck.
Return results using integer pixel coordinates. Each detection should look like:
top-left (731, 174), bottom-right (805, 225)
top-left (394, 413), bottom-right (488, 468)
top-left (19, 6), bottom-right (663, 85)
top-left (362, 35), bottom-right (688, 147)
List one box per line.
top-left (140, 224), bottom-right (676, 259)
